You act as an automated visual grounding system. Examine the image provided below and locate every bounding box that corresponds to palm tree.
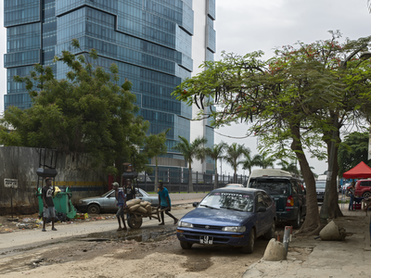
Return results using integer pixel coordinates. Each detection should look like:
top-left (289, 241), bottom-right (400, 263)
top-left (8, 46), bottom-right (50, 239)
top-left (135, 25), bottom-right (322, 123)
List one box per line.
top-left (278, 159), bottom-right (300, 176)
top-left (241, 153), bottom-right (260, 175)
top-left (173, 136), bottom-right (207, 192)
top-left (224, 143), bottom-right (250, 183)
top-left (205, 142), bottom-right (227, 189)
top-left (253, 154), bottom-right (275, 169)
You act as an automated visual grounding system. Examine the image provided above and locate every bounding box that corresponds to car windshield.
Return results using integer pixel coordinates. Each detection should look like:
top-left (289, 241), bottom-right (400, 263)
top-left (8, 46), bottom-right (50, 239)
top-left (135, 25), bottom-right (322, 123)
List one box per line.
top-left (249, 179), bottom-right (289, 195)
top-left (316, 181), bottom-right (326, 189)
top-left (199, 192), bottom-right (254, 212)
top-left (225, 184), bottom-right (243, 188)
top-left (101, 190), bottom-right (114, 197)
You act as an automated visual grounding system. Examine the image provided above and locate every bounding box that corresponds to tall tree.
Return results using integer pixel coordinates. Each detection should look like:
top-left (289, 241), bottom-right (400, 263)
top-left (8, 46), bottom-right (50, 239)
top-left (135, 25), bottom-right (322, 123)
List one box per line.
top-left (173, 33), bottom-right (370, 234)
top-left (205, 142), bottom-right (227, 189)
top-left (173, 136), bottom-right (207, 192)
top-left (278, 160), bottom-right (300, 176)
top-left (0, 40), bottom-right (150, 174)
top-left (224, 143), bottom-right (250, 183)
top-left (241, 153), bottom-right (258, 175)
top-left (253, 154), bottom-right (275, 169)
top-left (142, 131), bottom-right (169, 191)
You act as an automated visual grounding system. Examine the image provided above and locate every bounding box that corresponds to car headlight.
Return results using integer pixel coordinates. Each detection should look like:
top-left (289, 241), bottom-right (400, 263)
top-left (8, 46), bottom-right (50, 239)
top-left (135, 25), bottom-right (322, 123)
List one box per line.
top-left (178, 221), bottom-right (193, 228)
top-left (222, 226), bottom-right (246, 233)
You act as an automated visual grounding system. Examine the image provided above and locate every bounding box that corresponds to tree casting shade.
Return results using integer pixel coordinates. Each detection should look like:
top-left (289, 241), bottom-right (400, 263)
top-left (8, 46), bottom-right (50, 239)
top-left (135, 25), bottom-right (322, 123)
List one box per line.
top-left (342, 161), bottom-right (371, 179)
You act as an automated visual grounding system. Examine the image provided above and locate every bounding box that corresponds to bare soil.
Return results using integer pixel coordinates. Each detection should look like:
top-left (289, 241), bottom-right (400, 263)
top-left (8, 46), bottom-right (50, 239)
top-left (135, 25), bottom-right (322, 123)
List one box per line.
top-left (0, 204), bottom-right (370, 278)
top-left (0, 211), bottom-right (272, 278)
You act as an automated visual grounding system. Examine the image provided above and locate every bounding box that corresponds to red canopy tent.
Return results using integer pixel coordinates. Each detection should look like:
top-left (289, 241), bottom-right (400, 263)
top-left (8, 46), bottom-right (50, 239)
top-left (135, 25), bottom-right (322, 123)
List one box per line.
top-left (342, 161), bottom-right (371, 179)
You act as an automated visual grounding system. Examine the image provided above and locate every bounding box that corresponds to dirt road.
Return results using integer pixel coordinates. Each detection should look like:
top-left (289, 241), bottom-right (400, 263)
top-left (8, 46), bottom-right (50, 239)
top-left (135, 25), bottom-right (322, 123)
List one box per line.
top-left (0, 196), bottom-right (371, 278)
top-left (0, 204), bottom-right (271, 278)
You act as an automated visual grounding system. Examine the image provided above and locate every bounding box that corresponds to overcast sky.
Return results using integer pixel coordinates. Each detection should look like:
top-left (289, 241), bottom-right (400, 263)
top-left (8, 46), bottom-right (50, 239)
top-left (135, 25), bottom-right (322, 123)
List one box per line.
top-left (0, 0), bottom-right (373, 175)
top-left (213, 0), bottom-right (371, 175)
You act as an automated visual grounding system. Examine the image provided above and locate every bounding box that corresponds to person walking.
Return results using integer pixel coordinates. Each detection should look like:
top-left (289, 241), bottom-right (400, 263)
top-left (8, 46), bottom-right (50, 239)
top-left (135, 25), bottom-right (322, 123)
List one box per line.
top-left (113, 182), bottom-right (127, 231)
top-left (125, 179), bottom-right (135, 201)
top-left (124, 179), bottom-right (135, 221)
top-left (157, 182), bottom-right (178, 225)
top-left (42, 177), bottom-right (57, 232)
top-left (347, 181), bottom-right (355, 211)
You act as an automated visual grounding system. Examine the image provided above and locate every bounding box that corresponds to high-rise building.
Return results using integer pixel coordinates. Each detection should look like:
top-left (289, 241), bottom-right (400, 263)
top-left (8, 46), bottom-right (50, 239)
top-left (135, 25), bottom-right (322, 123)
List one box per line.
top-left (3, 0), bottom-right (215, 173)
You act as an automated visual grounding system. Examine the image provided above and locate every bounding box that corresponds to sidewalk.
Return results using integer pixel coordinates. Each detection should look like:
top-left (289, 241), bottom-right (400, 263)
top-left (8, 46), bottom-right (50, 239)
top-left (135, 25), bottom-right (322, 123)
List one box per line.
top-left (243, 208), bottom-right (371, 278)
top-left (169, 192), bottom-right (207, 206)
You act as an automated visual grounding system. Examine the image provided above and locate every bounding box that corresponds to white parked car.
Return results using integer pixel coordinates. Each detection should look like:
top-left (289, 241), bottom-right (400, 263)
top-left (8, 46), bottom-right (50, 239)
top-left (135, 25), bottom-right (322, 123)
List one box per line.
top-left (76, 188), bottom-right (158, 214)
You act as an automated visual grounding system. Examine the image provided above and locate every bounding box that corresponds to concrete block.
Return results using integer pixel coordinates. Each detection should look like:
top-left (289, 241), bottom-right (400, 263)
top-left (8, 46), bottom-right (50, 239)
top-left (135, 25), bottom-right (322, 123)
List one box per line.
top-left (263, 238), bottom-right (287, 261)
top-left (319, 220), bottom-right (346, 241)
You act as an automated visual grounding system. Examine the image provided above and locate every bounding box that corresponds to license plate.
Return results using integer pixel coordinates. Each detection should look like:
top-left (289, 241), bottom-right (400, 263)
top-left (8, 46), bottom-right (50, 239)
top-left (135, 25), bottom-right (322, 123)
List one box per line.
top-left (200, 236), bottom-right (213, 245)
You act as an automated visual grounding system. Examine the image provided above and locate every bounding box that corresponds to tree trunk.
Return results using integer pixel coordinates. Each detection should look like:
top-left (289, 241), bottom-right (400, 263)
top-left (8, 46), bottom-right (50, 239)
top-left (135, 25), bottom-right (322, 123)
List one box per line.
top-left (320, 118), bottom-right (343, 220)
top-left (214, 159), bottom-right (218, 189)
top-left (188, 162), bottom-right (193, 192)
top-left (290, 124), bottom-right (321, 235)
top-left (154, 157), bottom-right (159, 192)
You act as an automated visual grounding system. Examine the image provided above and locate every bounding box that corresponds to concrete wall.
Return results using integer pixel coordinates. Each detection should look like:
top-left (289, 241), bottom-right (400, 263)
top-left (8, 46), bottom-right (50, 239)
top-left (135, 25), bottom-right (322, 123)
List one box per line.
top-left (0, 146), bottom-right (107, 213)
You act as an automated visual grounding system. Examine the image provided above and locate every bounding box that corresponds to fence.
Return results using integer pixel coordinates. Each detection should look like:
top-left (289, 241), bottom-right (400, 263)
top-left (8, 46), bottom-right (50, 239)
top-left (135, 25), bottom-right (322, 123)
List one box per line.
top-left (135, 167), bottom-right (248, 193)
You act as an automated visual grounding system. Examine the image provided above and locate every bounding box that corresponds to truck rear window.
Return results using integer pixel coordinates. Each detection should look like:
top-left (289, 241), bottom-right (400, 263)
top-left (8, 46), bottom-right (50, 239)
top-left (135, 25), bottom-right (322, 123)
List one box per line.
top-left (248, 179), bottom-right (290, 195)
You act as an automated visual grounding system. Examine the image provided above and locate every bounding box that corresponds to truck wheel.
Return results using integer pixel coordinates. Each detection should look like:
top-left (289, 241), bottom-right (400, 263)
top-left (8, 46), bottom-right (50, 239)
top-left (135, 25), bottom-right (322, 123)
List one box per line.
top-left (127, 214), bottom-right (143, 229)
top-left (87, 204), bottom-right (100, 214)
top-left (362, 191), bottom-right (371, 198)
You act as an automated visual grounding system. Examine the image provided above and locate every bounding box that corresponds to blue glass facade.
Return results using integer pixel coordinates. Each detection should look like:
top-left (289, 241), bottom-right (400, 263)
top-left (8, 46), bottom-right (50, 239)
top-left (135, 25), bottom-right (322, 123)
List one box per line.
top-left (4, 0), bottom-right (215, 168)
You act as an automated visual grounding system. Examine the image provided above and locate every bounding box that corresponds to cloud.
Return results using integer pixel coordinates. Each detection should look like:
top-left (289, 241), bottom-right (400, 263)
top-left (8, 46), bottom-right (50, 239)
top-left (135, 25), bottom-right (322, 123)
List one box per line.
top-left (215, 0), bottom-right (371, 59)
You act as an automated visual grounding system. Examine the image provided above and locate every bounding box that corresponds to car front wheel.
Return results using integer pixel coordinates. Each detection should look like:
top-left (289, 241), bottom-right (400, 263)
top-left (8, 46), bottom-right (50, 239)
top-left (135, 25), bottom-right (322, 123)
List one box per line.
top-left (180, 241), bottom-right (193, 250)
top-left (242, 228), bottom-right (255, 254)
top-left (87, 204), bottom-right (100, 214)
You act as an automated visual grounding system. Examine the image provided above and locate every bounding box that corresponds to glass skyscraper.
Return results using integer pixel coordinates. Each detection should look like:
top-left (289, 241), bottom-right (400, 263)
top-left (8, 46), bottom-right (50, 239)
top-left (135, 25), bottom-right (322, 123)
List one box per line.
top-left (4, 0), bottom-right (216, 173)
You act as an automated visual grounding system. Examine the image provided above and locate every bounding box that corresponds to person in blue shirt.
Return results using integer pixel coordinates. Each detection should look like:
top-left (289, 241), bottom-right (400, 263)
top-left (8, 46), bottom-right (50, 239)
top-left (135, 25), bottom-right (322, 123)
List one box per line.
top-left (157, 182), bottom-right (178, 225)
top-left (347, 181), bottom-right (356, 211)
top-left (113, 182), bottom-right (127, 231)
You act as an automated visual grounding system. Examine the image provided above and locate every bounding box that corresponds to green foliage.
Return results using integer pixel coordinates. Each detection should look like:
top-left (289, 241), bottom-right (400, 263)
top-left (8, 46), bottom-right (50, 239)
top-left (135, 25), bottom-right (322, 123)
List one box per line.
top-left (172, 32), bottom-right (371, 228)
top-left (252, 154), bottom-right (276, 169)
top-left (241, 153), bottom-right (268, 174)
top-left (278, 159), bottom-right (301, 176)
top-left (224, 143), bottom-right (250, 181)
top-left (173, 136), bottom-right (207, 170)
top-left (0, 40), bottom-right (151, 172)
top-left (143, 131), bottom-right (168, 161)
top-left (173, 32), bottom-right (370, 164)
top-left (205, 141), bottom-right (226, 160)
top-left (338, 131), bottom-right (370, 176)
top-left (205, 142), bottom-right (227, 170)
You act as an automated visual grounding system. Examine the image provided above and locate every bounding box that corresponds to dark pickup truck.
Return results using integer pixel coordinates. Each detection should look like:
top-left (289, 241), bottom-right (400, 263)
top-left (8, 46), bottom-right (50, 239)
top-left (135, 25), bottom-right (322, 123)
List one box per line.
top-left (247, 175), bottom-right (306, 228)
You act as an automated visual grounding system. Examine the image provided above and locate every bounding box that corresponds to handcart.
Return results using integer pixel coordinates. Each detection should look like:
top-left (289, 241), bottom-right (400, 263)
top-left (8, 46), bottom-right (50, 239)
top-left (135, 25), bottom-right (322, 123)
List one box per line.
top-left (125, 202), bottom-right (168, 229)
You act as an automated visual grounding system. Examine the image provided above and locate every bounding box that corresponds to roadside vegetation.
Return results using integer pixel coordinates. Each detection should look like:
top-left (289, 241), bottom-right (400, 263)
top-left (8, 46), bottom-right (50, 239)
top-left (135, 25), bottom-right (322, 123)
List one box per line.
top-left (173, 31), bottom-right (371, 235)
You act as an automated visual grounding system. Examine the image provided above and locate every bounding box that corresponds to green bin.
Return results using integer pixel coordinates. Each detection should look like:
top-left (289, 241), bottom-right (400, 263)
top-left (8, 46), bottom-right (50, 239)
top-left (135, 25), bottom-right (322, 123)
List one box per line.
top-left (37, 187), bottom-right (77, 220)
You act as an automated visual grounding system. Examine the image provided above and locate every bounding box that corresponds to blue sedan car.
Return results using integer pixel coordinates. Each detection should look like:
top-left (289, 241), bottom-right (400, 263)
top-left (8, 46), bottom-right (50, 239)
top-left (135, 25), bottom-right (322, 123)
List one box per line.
top-left (176, 188), bottom-right (276, 253)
